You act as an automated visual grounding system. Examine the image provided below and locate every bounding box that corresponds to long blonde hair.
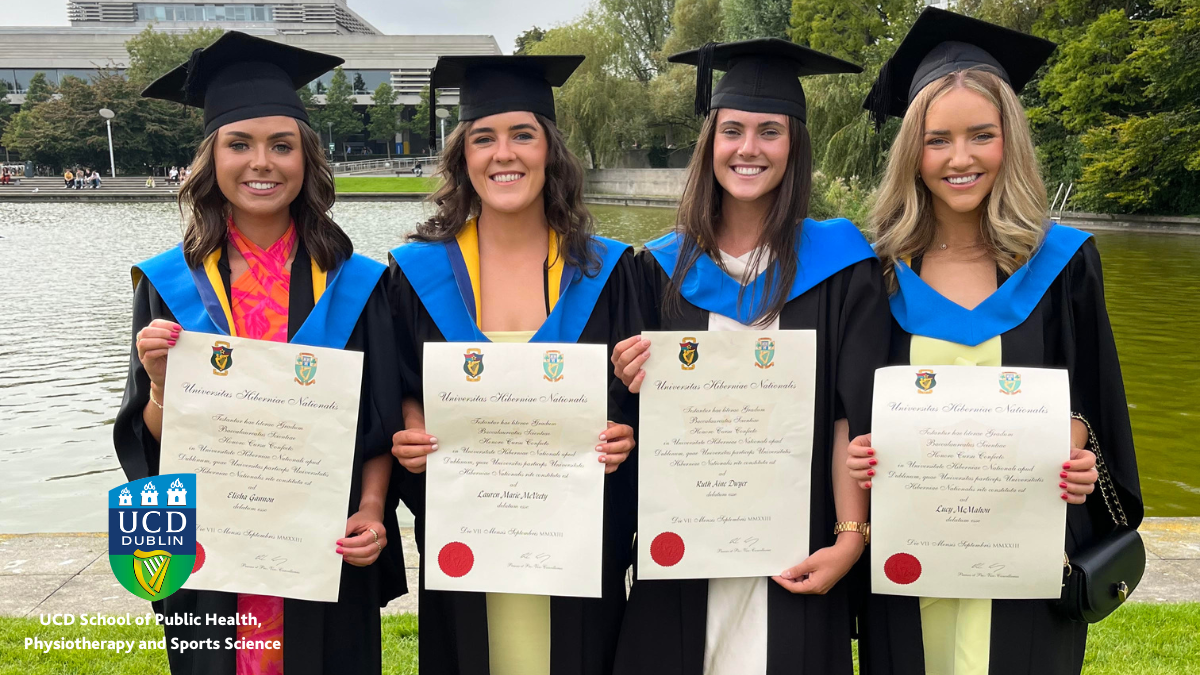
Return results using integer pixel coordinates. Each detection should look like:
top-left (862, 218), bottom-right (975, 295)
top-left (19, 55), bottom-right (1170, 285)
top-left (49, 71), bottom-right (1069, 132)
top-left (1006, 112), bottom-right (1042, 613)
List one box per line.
top-left (871, 68), bottom-right (1047, 293)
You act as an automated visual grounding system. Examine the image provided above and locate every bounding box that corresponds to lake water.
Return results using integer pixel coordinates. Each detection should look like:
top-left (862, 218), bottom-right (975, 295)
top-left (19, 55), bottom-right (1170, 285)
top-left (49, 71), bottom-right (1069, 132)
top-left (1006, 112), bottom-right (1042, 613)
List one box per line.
top-left (0, 202), bottom-right (1194, 533)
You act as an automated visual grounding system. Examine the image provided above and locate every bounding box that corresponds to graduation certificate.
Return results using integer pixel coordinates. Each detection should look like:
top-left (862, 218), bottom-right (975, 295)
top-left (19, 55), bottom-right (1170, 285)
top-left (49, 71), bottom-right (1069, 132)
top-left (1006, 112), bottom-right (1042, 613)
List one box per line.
top-left (870, 365), bottom-right (1070, 599)
top-left (158, 331), bottom-right (363, 602)
top-left (637, 330), bottom-right (816, 579)
top-left (422, 342), bottom-right (607, 597)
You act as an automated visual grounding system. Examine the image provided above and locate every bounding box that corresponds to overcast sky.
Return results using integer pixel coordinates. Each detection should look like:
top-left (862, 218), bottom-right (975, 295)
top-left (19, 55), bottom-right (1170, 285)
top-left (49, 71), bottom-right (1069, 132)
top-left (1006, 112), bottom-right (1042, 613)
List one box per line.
top-left (0, 1), bottom-right (594, 53)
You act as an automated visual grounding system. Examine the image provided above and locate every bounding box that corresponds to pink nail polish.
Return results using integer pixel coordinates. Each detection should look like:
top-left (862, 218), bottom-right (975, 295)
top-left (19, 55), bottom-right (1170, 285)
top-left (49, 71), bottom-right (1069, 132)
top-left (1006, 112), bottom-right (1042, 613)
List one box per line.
top-left (868, 459), bottom-right (877, 466)
top-left (1060, 471), bottom-right (1068, 479)
top-left (1063, 462), bottom-right (1071, 470)
top-left (336, 547), bottom-right (344, 554)
top-left (866, 449), bottom-right (875, 456)
top-left (1059, 482), bottom-right (1068, 489)
top-left (168, 340), bottom-right (176, 346)
top-left (864, 482), bottom-right (872, 489)
top-left (867, 469), bottom-right (875, 477)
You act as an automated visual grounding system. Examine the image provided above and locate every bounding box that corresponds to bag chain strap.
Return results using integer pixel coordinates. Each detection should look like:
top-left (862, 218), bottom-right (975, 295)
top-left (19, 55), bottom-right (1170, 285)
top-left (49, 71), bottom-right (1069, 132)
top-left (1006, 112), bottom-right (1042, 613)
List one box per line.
top-left (1071, 412), bottom-right (1128, 529)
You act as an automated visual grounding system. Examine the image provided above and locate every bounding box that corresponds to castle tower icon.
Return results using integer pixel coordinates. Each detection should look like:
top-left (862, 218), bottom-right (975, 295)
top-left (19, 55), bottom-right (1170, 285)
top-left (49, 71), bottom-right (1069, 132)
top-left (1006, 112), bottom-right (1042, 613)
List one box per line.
top-left (140, 481), bottom-right (159, 506)
top-left (167, 479), bottom-right (187, 506)
top-left (118, 487), bottom-right (133, 506)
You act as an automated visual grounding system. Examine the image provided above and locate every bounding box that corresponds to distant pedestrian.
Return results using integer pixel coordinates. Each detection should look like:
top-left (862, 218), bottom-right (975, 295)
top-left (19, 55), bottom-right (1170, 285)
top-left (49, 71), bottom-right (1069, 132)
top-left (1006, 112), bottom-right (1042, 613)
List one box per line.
top-left (169, 166), bottom-right (179, 185)
top-left (64, 169), bottom-right (74, 188)
top-left (1, 168), bottom-right (9, 185)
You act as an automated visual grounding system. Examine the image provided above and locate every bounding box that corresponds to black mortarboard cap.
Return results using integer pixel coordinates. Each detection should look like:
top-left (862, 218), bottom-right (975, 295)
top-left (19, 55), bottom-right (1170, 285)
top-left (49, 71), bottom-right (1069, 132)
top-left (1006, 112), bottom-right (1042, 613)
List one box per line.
top-left (142, 31), bottom-right (344, 136)
top-left (427, 55), bottom-right (584, 151)
top-left (668, 38), bottom-right (862, 122)
top-left (863, 7), bottom-right (1056, 129)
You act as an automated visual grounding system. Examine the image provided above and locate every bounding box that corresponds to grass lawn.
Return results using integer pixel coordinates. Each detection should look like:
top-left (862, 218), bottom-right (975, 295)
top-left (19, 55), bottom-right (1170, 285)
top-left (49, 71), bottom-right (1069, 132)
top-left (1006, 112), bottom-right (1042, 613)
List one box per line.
top-left (334, 177), bottom-right (439, 193)
top-left (2, 603), bottom-right (1197, 674)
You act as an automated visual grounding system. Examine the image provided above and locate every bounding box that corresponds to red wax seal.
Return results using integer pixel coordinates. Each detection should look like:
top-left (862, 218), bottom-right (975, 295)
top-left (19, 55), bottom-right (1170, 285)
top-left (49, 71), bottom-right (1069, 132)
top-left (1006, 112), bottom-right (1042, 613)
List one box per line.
top-left (884, 553), bottom-right (922, 585)
top-left (193, 542), bottom-right (206, 573)
top-left (438, 542), bottom-right (474, 578)
top-left (650, 532), bottom-right (685, 567)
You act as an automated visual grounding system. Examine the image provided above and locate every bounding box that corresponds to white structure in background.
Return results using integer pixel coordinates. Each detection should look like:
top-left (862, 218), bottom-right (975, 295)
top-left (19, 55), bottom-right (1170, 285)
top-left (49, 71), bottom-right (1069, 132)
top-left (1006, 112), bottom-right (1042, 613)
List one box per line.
top-left (0, 0), bottom-right (500, 109)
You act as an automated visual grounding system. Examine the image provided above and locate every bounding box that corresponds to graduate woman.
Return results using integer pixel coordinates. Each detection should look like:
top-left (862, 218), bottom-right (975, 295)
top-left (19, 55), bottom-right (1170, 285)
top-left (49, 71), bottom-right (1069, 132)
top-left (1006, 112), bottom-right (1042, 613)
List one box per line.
top-left (385, 55), bottom-right (640, 675)
top-left (850, 9), bottom-right (1141, 675)
top-left (113, 32), bottom-right (407, 675)
top-left (608, 40), bottom-right (892, 675)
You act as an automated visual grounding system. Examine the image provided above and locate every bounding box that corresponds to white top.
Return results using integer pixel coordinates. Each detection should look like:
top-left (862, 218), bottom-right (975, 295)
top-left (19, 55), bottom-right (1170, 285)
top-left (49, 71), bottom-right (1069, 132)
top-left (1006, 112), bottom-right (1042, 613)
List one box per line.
top-left (703, 247), bottom-right (777, 675)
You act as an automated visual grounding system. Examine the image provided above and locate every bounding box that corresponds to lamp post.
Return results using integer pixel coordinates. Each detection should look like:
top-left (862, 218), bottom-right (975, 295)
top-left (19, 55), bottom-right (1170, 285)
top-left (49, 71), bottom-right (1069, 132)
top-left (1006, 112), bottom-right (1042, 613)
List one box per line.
top-left (327, 121), bottom-right (334, 160)
top-left (435, 107), bottom-right (449, 155)
top-left (99, 108), bottom-right (116, 178)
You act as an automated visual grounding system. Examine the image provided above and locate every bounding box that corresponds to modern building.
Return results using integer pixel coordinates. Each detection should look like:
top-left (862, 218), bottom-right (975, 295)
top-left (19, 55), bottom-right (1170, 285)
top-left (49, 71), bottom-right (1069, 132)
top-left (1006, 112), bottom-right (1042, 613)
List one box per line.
top-left (0, 1), bottom-right (500, 112)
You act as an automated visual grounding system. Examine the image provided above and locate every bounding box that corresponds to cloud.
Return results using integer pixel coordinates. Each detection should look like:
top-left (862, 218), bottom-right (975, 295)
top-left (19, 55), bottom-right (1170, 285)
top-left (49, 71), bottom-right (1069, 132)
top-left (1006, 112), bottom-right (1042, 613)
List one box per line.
top-left (0, 1), bottom-right (594, 53)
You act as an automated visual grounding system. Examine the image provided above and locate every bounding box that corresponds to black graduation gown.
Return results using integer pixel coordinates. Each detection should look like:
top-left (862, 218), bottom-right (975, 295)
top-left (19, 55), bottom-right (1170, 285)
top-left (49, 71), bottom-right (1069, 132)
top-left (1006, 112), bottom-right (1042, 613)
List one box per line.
top-left (112, 241), bottom-right (408, 675)
top-left (611, 236), bottom-right (893, 675)
top-left (385, 244), bottom-right (643, 675)
top-left (857, 236), bottom-right (1144, 675)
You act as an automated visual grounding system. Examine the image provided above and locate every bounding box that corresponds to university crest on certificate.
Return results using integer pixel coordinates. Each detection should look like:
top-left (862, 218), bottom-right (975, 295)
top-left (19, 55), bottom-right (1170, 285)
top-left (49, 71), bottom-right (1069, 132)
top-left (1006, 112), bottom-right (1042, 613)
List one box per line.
top-left (158, 331), bottom-right (363, 602)
top-left (637, 330), bottom-right (816, 579)
top-left (422, 342), bottom-right (607, 597)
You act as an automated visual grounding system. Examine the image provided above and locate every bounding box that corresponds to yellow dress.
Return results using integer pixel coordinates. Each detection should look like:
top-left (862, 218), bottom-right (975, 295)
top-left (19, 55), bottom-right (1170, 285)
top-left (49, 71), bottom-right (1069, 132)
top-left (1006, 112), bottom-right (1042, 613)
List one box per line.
top-left (911, 334), bottom-right (1001, 675)
top-left (483, 329), bottom-right (552, 675)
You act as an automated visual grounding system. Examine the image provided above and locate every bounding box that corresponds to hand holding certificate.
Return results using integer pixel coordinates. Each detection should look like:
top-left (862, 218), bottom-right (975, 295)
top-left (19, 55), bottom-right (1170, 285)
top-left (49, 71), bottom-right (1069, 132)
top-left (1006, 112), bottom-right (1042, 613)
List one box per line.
top-left (158, 331), bottom-right (363, 602)
top-left (422, 342), bottom-right (607, 597)
top-left (637, 330), bottom-right (816, 579)
top-left (870, 365), bottom-right (1070, 599)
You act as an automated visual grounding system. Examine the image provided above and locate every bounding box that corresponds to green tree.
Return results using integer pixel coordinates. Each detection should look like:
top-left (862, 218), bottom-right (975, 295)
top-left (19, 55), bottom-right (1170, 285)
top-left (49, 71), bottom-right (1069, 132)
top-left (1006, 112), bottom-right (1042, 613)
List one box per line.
top-left (22, 72), bottom-right (56, 110)
top-left (722, 0), bottom-right (791, 40)
top-left (400, 86), bottom-right (458, 153)
top-left (532, 11), bottom-right (650, 166)
top-left (662, 0), bottom-right (725, 55)
top-left (600, 0), bottom-right (676, 83)
top-left (322, 68), bottom-right (363, 161)
top-left (657, 0), bottom-right (726, 147)
top-left (125, 25), bottom-right (225, 84)
top-left (353, 72), bottom-right (367, 94)
top-left (367, 82), bottom-right (401, 159)
top-left (0, 83), bottom-right (14, 147)
top-left (514, 26), bottom-right (547, 54)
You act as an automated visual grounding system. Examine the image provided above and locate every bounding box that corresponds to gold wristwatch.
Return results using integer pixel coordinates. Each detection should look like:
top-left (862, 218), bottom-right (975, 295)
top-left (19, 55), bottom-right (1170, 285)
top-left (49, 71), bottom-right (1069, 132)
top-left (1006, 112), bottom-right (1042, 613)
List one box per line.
top-left (834, 521), bottom-right (870, 545)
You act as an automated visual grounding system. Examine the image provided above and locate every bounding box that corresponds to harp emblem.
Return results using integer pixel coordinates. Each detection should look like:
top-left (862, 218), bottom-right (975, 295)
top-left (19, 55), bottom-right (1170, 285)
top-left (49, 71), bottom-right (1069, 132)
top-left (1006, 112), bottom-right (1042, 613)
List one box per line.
top-left (133, 550), bottom-right (173, 596)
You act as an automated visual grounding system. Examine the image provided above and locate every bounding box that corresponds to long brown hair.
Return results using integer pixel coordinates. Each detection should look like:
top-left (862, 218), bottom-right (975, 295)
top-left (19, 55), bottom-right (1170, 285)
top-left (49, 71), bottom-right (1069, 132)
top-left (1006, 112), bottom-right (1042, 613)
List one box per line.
top-left (410, 113), bottom-right (601, 274)
top-left (664, 112), bottom-right (813, 326)
top-left (178, 121), bottom-right (352, 271)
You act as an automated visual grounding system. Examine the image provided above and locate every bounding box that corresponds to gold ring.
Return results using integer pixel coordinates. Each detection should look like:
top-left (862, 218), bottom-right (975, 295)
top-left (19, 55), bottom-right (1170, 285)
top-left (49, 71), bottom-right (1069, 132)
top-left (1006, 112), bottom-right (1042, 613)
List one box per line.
top-left (369, 527), bottom-right (379, 543)
top-left (374, 541), bottom-right (383, 553)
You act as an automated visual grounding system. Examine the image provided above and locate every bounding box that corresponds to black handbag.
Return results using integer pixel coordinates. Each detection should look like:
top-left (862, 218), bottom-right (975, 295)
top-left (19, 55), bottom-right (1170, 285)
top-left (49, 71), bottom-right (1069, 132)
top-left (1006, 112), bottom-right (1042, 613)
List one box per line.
top-left (1057, 413), bottom-right (1146, 623)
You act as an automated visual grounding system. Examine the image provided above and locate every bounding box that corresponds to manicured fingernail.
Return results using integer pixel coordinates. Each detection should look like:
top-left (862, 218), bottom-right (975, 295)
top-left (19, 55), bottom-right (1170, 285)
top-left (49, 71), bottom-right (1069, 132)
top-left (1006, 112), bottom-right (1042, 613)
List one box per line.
top-left (428, 437), bottom-right (437, 443)
top-left (168, 340), bottom-right (176, 346)
top-left (596, 445), bottom-right (604, 451)
top-left (1061, 493), bottom-right (1069, 500)
top-left (174, 324), bottom-right (181, 331)
top-left (599, 455), bottom-right (607, 463)
top-left (1060, 471), bottom-right (1068, 479)
top-left (866, 449), bottom-right (875, 456)
top-left (864, 482), bottom-right (872, 489)
top-left (781, 570), bottom-right (793, 579)
top-left (867, 469), bottom-right (875, 477)
top-left (1059, 482), bottom-right (1068, 489)
top-left (431, 444), bottom-right (439, 451)
top-left (599, 433), bottom-right (607, 440)
top-left (1063, 462), bottom-right (1071, 469)
top-left (171, 331), bottom-right (180, 337)
top-left (336, 547), bottom-right (344, 554)
top-left (868, 459), bottom-right (877, 466)
top-left (336, 539), bottom-right (343, 545)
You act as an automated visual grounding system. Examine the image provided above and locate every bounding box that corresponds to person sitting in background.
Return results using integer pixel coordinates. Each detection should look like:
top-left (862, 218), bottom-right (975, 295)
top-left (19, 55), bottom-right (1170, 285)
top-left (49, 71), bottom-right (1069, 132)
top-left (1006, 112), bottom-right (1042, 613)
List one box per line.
top-left (91, 170), bottom-right (102, 189)
top-left (1, 168), bottom-right (9, 185)
top-left (74, 169), bottom-right (84, 190)
top-left (146, 175), bottom-right (156, 188)
top-left (64, 169), bottom-right (74, 188)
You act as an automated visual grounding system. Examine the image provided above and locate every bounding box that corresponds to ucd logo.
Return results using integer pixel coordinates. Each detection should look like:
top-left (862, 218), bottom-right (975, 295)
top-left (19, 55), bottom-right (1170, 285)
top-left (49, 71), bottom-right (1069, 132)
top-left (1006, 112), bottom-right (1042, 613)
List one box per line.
top-left (108, 474), bottom-right (197, 600)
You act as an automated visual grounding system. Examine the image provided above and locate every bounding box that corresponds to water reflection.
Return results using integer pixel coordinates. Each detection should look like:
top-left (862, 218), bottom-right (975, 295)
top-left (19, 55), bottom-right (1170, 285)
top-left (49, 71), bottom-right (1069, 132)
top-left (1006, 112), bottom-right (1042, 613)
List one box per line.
top-left (0, 202), bottom-right (1194, 533)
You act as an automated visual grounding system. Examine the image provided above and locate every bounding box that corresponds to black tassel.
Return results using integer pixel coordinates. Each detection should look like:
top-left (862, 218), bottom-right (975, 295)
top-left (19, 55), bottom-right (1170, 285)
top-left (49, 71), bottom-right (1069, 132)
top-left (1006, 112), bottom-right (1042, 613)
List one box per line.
top-left (694, 42), bottom-right (716, 118)
top-left (866, 59), bottom-right (893, 133)
top-left (182, 47), bottom-right (205, 102)
top-left (428, 82), bottom-right (438, 152)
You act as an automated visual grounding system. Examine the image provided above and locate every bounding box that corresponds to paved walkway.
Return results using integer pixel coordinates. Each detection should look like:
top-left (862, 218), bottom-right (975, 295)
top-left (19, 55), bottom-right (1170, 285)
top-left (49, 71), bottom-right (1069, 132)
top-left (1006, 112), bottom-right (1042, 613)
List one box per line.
top-left (2, 518), bottom-right (1197, 619)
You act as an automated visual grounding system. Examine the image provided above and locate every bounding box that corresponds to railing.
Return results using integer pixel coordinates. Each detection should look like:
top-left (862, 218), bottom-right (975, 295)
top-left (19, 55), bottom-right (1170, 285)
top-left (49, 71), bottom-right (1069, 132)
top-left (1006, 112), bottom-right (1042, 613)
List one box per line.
top-left (330, 156), bottom-right (440, 175)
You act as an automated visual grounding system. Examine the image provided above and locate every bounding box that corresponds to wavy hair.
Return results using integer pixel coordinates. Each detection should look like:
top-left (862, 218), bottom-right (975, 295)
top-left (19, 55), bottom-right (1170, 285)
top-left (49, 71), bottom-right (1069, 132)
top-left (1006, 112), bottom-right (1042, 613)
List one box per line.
top-left (663, 111), bottom-right (813, 327)
top-left (871, 68), bottom-right (1048, 293)
top-left (177, 122), bottom-right (352, 271)
top-left (410, 113), bottom-right (601, 274)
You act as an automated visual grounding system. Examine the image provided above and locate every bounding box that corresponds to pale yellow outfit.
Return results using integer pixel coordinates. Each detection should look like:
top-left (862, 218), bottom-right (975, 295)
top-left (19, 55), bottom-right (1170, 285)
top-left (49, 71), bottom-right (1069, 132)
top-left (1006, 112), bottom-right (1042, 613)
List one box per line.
top-left (458, 216), bottom-right (563, 675)
top-left (485, 328), bottom-right (551, 675)
top-left (911, 334), bottom-right (1001, 675)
